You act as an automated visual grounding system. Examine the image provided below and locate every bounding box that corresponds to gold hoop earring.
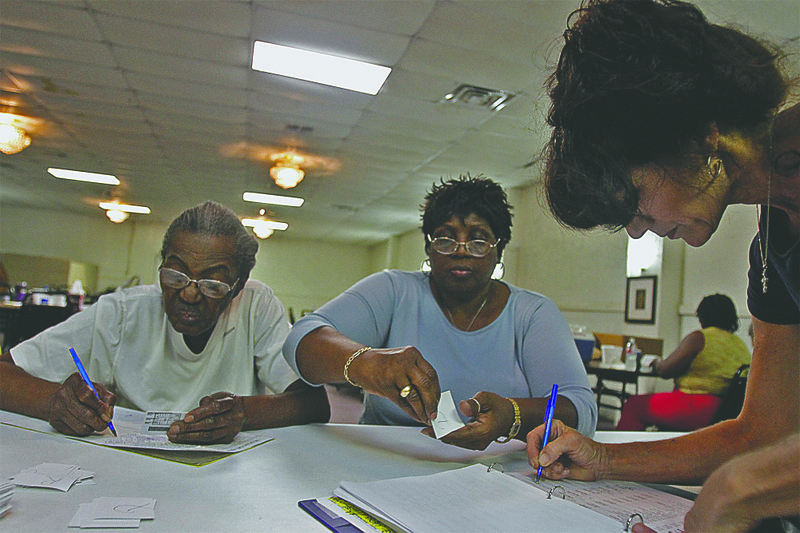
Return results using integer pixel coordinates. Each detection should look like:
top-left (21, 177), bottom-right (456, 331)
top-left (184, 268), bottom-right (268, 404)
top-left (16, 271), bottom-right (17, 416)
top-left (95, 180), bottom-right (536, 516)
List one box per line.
top-left (706, 155), bottom-right (723, 180)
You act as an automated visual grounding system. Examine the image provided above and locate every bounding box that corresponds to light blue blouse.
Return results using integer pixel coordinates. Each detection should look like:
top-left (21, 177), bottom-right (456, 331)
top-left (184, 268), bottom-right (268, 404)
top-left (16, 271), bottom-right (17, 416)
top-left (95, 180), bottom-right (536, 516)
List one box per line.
top-left (284, 270), bottom-right (597, 436)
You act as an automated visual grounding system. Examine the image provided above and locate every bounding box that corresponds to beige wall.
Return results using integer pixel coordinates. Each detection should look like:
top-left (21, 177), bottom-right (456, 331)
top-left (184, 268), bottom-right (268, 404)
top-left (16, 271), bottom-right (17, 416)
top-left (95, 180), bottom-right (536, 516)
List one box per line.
top-left (1, 189), bottom-right (756, 354)
top-left (0, 205), bottom-right (374, 317)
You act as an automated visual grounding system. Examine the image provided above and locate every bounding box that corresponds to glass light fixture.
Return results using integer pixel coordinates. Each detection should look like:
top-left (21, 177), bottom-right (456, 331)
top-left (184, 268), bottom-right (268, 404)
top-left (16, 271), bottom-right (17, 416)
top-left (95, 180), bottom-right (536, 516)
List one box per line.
top-left (106, 209), bottom-right (129, 223)
top-left (0, 124), bottom-right (31, 154)
top-left (241, 218), bottom-right (288, 239)
top-left (99, 201), bottom-right (150, 223)
top-left (269, 164), bottom-right (305, 189)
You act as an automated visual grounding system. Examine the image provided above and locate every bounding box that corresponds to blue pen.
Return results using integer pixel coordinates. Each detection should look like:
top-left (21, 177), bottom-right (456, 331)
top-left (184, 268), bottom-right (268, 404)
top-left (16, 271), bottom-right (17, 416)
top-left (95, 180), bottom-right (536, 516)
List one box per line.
top-left (536, 383), bottom-right (559, 483)
top-left (69, 347), bottom-right (117, 437)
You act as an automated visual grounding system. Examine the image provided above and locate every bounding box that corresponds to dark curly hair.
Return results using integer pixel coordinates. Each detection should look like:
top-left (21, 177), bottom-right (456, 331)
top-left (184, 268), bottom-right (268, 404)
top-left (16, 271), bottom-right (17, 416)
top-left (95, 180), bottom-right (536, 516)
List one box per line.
top-left (420, 175), bottom-right (513, 260)
top-left (161, 201), bottom-right (258, 283)
top-left (696, 293), bottom-right (739, 332)
top-left (544, 0), bottom-right (788, 231)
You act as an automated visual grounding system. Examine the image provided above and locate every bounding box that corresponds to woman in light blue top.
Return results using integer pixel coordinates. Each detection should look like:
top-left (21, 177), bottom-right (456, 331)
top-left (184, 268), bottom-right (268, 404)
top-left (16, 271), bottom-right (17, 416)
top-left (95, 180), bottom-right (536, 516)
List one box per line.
top-left (284, 176), bottom-right (596, 449)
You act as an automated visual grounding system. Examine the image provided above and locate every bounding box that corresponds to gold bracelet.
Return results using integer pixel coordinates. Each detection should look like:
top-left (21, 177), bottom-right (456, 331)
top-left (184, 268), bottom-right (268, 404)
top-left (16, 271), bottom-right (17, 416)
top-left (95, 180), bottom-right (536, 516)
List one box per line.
top-left (343, 346), bottom-right (371, 387)
top-left (495, 398), bottom-right (521, 443)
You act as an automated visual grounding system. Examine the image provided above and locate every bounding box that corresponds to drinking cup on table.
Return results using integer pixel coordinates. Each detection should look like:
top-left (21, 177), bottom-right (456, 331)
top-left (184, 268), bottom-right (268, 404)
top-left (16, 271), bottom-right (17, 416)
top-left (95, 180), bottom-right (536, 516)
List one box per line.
top-left (601, 345), bottom-right (623, 366)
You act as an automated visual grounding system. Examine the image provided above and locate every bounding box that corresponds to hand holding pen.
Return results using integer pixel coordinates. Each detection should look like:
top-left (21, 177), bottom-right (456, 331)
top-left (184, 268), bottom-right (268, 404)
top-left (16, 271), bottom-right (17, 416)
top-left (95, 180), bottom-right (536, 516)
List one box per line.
top-left (45, 348), bottom-right (117, 437)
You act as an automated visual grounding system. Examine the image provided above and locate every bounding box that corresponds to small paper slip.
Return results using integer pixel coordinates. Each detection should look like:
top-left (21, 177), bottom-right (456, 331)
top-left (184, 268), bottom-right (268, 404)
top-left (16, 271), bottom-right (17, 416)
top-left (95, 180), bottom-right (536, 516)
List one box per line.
top-left (142, 411), bottom-right (185, 432)
top-left (69, 497), bottom-right (156, 529)
top-left (431, 390), bottom-right (465, 439)
top-left (10, 463), bottom-right (94, 492)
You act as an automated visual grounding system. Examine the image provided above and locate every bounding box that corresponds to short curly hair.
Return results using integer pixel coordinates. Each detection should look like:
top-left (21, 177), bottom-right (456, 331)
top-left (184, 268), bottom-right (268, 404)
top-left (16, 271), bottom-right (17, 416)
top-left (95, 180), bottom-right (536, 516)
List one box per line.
top-left (161, 201), bottom-right (258, 282)
top-left (420, 174), bottom-right (513, 260)
top-left (544, 0), bottom-right (787, 231)
top-left (696, 293), bottom-right (739, 332)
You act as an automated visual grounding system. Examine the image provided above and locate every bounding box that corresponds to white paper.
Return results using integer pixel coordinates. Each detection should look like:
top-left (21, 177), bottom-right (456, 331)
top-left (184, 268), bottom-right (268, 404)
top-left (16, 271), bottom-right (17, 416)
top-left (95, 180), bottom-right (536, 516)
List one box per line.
top-left (68, 497), bottom-right (156, 529)
top-left (89, 497), bottom-right (156, 520)
top-left (513, 471), bottom-right (693, 533)
top-left (142, 411), bottom-right (185, 432)
top-left (10, 463), bottom-right (93, 492)
top-left (336, 464), bottom-right (622, 533)
top-left (3, 408), bottom-right (271, 453)
top-left (431, 391), bottom-right (465, 439)
top-left (69, 503), bottom-right (141, 529)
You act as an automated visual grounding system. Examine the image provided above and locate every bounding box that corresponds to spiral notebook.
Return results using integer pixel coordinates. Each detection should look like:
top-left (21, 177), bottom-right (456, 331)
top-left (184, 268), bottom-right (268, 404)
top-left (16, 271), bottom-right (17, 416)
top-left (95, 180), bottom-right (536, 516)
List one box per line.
top-left (301, 463), bottom-right (691, 532)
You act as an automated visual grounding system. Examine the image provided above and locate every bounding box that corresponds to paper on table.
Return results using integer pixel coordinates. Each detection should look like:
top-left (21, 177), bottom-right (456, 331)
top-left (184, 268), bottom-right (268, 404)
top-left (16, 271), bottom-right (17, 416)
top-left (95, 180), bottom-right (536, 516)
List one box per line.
top-left (431, 391), bottom-right (465, 439)
top-left (10, 463), bottom-right (94, 492)
top-left (335, 463), bottom-right (622, 533)
top-left (69, 505), bottom-right (141, 529)
top-left (3, 408), bottom-right (271, 454)
top-left (89, 497), bottom-right (156, 520)
top-left (512, 471), bottom-right (693, 533)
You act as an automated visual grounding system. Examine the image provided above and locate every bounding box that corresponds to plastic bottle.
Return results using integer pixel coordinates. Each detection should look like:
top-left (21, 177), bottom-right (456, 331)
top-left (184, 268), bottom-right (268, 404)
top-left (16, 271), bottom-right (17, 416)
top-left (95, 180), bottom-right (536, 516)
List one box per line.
top-left (625, 338), bottom-right (639, 370)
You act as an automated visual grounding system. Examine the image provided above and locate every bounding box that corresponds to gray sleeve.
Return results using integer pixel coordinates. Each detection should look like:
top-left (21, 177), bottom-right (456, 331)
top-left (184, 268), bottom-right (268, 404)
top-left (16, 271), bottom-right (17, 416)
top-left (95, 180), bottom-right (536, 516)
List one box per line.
top-left (282, 271), bottom-right (397, 383)
top-left (514, 295), bottom-right (598, 437)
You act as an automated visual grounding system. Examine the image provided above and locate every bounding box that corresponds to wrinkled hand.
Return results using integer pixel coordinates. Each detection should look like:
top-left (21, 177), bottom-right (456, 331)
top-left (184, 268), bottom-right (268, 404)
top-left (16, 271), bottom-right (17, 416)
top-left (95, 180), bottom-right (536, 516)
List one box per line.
top-left (167, 392), bottom-right (245, 444)
top-left (47, 372), bottom-right (116, 436)
top-left (526, 419), bottom-right (605, 481)
top-left (421, 391), bottom-right (513, 450)
top-left (349, 346), bottom-right (440, 424)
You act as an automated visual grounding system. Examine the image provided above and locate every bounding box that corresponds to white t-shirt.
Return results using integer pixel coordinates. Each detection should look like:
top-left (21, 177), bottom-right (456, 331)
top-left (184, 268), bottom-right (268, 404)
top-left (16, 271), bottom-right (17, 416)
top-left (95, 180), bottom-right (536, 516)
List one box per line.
top-left (11, 280), bottom-right (299, 412)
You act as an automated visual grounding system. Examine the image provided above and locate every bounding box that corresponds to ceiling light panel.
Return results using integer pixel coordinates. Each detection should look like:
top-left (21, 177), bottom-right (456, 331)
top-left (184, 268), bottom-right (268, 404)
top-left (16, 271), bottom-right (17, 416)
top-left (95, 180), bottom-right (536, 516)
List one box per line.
top-left (243, 192), bottom-right (304, 207)
top-left (48, 168), bottom-right (120, 185)
top-left (252, 41), bottom-right (391, 95)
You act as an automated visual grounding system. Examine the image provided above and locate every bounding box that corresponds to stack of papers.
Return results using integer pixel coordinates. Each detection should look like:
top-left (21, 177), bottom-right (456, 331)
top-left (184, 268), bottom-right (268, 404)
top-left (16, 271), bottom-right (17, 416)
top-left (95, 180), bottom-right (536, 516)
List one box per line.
top-left (69, 497), bottom-right (156, 529)
top-left (10, 463), bottom-right (94, 492)
top-left (0, 482), bottom-right (13, 518)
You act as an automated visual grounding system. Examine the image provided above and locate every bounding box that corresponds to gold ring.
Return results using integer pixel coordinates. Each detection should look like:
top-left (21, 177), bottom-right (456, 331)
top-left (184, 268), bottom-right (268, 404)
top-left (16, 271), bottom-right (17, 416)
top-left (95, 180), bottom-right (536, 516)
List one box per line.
top-left (400, 385), bottom-right (412, 398)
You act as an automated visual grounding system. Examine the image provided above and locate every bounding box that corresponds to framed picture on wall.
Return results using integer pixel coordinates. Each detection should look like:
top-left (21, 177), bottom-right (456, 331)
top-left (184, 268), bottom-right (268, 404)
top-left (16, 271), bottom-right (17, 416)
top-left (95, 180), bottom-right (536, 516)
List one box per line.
top-left (625, 275), bottom-right (657, 324)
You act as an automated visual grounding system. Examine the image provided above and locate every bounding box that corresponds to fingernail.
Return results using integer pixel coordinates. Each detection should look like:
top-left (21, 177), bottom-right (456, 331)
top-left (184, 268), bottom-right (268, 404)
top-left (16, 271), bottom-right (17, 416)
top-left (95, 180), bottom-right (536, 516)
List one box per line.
top-left (539, 453), bottom-right (551, 466)
top-left (185, 414), bottom-right (194, 423)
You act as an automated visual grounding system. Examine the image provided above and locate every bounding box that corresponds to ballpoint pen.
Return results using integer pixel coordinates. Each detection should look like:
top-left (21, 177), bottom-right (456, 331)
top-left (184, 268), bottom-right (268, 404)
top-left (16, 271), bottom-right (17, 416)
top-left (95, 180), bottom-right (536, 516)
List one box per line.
top-left (536, 383), bottom-right (559, 483)
top-left (69, 347), bottom-right (117, 437)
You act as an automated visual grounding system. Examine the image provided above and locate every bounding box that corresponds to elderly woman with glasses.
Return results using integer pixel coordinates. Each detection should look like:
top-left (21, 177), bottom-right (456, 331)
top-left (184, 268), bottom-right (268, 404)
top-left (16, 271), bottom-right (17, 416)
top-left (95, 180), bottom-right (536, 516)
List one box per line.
top-left (0, 201), bottom-right (329, 444)
top-left (284, 175), bottom-right (596, 449)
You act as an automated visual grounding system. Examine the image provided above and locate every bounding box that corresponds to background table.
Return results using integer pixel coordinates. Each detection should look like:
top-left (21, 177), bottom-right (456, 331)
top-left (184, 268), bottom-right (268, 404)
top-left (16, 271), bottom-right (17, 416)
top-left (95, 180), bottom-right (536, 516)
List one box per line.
top-left (0, 410), bottom-right (685, 532)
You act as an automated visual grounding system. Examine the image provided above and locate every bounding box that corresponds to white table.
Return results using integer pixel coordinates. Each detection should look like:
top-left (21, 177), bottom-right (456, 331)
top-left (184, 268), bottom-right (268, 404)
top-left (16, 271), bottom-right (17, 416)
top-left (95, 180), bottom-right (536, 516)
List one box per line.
top-left (0, 410), bottom-right (685, 532)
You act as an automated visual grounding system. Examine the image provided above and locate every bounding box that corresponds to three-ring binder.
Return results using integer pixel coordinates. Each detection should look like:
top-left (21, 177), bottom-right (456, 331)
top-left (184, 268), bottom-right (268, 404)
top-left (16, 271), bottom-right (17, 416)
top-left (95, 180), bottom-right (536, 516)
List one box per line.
top-left (487, 464), bottom-right (653, 532)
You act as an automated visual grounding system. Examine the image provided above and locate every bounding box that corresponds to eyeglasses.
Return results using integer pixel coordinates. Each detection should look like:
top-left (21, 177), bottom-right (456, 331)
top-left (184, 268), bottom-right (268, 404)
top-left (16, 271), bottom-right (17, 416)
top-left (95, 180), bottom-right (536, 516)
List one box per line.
top-left (158, 267), bottom-right (237, 299)
top-left (427, 235), bottom-right (500, 258)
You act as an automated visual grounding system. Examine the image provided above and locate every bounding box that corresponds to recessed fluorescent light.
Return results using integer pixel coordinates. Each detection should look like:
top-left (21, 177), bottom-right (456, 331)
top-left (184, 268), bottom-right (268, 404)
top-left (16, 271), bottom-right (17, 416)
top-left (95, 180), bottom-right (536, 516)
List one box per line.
top-left (242, 218), bottom-right (288, 231)
top-left (48, 168), bottom-right (120, 185)
top-left (98, 202), bottom-right (151, 214)
top-left (243, 192), bottom-right (304, 207)
top-left (252, 41), bottom-right (391, 95)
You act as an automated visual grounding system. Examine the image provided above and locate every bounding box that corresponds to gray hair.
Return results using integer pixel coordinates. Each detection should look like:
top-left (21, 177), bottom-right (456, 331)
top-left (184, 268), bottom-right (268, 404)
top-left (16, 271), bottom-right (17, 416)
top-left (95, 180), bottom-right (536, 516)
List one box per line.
top-left (161, 201), bottom-right (258, 283)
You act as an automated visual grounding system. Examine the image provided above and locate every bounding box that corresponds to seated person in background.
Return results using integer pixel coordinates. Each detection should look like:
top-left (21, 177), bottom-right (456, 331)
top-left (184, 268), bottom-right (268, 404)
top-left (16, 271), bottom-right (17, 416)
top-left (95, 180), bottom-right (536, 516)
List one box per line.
top-left (0, 201), bottom-right (329, 444)
top-left (283, 175), bottom-right (597, 450)
top-left (616, 294), bottom-right (751, 431)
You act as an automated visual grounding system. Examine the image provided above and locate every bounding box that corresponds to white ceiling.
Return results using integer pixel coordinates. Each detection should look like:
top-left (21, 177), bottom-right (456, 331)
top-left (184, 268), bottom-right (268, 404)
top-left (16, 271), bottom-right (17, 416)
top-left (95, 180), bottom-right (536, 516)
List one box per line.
top-left (1, 0), bottom-right (797, 245)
